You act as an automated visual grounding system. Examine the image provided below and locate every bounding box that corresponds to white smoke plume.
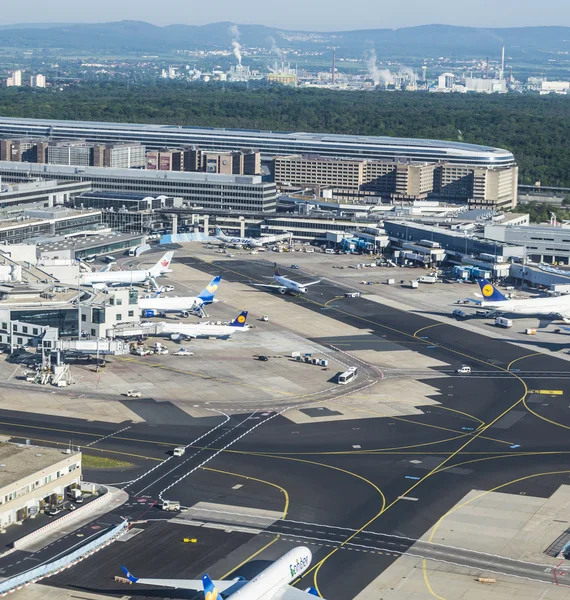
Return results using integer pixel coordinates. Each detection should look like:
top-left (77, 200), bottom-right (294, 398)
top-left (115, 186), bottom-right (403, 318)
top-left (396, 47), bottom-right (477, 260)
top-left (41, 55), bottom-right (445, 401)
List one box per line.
top-left (366, 48), bottom-right (393, 85)
top-left (229, 25), bottom-right (242, 65)
top-left (269, 37), bottom-right (284, 61)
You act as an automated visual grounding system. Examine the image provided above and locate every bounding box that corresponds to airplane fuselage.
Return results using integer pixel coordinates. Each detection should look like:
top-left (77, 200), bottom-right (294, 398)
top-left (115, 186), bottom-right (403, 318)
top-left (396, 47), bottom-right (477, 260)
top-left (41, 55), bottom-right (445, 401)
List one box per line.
top-left (274, 275), bottom-right (308, 294)
top-left (480, 294), bottom-right (570, 317)
top-left (162, 322), bottom-right (250, 339)
top-left (139, 296), bottom-right (203, 313)
top-left (82, 270), bottom-right (151, 286)
top-left (229, 547), bottom-right (312, 600)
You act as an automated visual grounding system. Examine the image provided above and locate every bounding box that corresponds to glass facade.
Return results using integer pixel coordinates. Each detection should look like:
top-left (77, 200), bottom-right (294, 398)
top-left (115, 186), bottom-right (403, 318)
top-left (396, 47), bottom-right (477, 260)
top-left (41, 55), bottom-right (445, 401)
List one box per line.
top-left (10, 309), bottom-right (78, 337)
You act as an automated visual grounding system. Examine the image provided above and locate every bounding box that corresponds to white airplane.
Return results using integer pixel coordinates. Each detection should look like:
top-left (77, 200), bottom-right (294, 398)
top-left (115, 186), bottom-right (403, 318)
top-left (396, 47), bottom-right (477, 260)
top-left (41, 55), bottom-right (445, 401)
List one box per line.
top-left (81, 252), bottom-right (174, 289)
top-left (468, 278), bottom-right (570, 322)
top-left (214, 227), bottom-right (290, 248)
top-left (139, 276), bottom-right (221, 318)
top-left (161, 310), bottom-right (250, 341)
top-left (255, 264), bottom-right (322, 295)
top-left (121, 546), bottom-right (322, 600)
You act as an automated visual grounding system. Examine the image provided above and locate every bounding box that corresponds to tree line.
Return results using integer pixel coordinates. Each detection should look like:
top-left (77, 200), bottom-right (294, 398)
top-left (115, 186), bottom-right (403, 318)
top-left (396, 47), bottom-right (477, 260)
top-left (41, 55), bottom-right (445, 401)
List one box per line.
top-left (0, 82), bottom-right (569, 187)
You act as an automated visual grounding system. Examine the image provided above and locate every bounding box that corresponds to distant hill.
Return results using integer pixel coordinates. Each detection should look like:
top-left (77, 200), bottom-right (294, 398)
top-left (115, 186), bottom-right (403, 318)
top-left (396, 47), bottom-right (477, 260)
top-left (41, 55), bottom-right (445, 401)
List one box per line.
top-left (0, 21), bottom-right (568, 58)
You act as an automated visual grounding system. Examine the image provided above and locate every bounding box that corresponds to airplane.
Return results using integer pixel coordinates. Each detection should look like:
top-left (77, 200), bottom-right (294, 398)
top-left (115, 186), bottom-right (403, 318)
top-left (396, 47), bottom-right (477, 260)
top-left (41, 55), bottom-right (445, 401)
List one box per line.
top-left (139, 276), bottom-right (222, 318)
top-left (255, 263), bottom-right (322, 295)
top-left (81, 252), bottom-right (174, 290)
top-left (161, 310), bottom-right (250, 341)
top-left (466, 278), bottom-right (570, 322)
top-left (214, 227), bottom-right (290, 249)
top-left (121, 546), bottom-right (322, 600)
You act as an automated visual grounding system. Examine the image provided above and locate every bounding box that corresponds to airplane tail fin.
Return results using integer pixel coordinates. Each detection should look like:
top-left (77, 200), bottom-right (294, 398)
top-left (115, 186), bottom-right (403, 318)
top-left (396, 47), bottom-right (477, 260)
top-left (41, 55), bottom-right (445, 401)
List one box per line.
top-left (230, 311), bottom-right (248, 327)
top-left (215, 227), bottom-right (224, 237)
top-left (121, 566), bottom-right (138, 584)
top-left (198, 276), bottom-right (222, 304)
top-left (274, 262), bottom-right (281, 277)
top-left (202, 574), bottom-right (219, 600)
top-left (477, 278), bottom-right (508, 302)
top-left (150, 251), bottom-right (175, 275)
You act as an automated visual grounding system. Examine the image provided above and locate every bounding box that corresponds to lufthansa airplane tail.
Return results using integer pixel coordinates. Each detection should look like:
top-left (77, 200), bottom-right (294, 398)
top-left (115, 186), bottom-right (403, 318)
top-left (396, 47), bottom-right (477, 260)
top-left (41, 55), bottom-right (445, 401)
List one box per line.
top-left (477, 278), bottom-right (508, 302)
top-left (197, 276), bottom-right (222, 304)
top-left (202, 574), bottom-right (219, 600)
top-left (150, 251), bottom-right (175, 275)
top-left (230, 311), bottom-right (248, 327)
top-left (274, 262), bottom-right (281, 277)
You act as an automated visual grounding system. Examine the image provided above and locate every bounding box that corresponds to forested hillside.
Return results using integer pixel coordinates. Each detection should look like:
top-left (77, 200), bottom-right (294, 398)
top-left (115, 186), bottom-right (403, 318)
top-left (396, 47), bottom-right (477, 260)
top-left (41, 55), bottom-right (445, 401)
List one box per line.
top-left (0, 83), bottom-right (568, 186)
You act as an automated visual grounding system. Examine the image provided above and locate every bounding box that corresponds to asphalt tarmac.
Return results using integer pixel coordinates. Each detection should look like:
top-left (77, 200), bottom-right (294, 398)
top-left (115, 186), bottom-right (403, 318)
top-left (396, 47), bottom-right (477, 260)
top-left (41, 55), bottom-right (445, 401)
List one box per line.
top-left (1, 256), bottom-right (570, 599)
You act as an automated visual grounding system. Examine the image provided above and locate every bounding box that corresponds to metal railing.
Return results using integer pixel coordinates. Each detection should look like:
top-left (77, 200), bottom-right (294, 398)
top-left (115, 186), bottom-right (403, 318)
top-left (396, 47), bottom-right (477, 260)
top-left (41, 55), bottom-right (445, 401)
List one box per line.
top-left (0, 520), bottom-right (128, 596)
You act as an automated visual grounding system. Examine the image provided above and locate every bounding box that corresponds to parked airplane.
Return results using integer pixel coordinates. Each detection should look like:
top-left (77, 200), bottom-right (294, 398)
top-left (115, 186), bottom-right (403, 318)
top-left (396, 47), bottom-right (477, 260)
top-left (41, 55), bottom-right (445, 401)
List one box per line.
top-left (81, 252), bottom-right (174, 289)
top-left (121, 546), bottom-right (322, 600)
top-left (139, 276), bottom-right (221, 318)
top-left (468, 278), bottom-right (570, 322)
top-left (214, 227), bottom-right (267, 248)
top-left (255, 264), bottom-right (322, 295)
top-left (161, 310), bottom-right (250, 340)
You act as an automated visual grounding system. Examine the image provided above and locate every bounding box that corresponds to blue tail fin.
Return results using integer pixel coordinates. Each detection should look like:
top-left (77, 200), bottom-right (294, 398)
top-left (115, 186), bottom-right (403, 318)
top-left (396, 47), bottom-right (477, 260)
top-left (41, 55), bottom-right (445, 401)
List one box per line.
top-left (274, 262), bottom-right (281, 277)
top-left (121, 566), bottom-right (138, 583)
top-left (230, 311), bottom-right (248, 327)
top-left (198, 276), bottom-right (221, 304)
top-left (202, 574), bottom-right (219, 600)
top-left (478, 279), bottom-right (508, 302)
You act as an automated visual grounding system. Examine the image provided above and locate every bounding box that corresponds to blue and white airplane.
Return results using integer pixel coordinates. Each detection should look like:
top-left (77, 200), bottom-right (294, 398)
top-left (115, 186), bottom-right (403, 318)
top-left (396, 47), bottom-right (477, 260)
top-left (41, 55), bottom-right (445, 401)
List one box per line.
top-left (139, 276), bottom-right (222, 318)
top-left (121, 546), bottom-right (323, 600)
top-left (469, 278), bottom-right (570, 322)
top-left (162, 310), bottom-right (250, 340)
top-left (255, 264), bottom-right (322, 295)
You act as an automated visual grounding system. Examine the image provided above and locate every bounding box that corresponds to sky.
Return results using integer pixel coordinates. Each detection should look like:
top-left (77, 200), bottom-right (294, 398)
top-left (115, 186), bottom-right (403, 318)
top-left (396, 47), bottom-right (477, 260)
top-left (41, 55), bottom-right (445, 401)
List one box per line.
top-left (0, 0), bottom-right (569, 30)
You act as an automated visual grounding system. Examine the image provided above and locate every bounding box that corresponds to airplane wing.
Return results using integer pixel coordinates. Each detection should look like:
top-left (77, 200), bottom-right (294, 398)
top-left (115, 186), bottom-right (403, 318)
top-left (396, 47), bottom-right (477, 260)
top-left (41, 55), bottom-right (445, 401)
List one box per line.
top-left (254, 283), bottom-right (285, 289)
top-left (303, 279), bottom-right (322, 287)
top-left (273, 584), bottom-right (324, 600)
top-left (121, 568), bottom-right (239, 592)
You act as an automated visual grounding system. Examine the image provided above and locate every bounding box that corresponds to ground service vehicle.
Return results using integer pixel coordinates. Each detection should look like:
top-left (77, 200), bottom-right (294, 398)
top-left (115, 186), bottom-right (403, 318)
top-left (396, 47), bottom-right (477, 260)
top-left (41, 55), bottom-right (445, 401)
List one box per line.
top-left (127, 390), bottom-right (142, 398)
top-left (173, 447), bottom-right (185, 457)
top-left (495, 316), bottom-right (513, 328)
top-left (457, 366), bottom-right (472, 374)
top-left (338, 366), bottom-right (358, 384)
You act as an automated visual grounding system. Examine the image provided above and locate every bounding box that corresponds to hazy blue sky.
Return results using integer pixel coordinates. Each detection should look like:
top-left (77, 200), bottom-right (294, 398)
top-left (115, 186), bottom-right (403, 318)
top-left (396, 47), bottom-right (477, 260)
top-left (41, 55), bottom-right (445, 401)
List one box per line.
top-left (1, 0), bottom-right (568, 30)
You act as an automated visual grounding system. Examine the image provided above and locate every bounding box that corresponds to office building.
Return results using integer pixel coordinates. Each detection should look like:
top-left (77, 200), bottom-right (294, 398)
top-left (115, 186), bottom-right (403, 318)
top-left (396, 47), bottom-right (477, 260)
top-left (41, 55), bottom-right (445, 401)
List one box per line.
top-left (183, 147), bottom-right (261, 175)
top-left (0, 162), bottom-right (278, 212)
top-left (92, 143), bottom-right (145, 169)
top-left (79, 287), bottom-right (140, 338)
top-left (0, 116), bottom-right (516, 168)
top-left (0, 138), bottom-right (48, 163)
top-left (146, 148), bottom-right (183, 171)
top-left (74, 191), bottom-right (180, 212)
top-left (0, 180), bottom-right (90, 215)
top-left (30, 74), bottom-right (46, 89)
top-left (47, 141), bottom-right (93, 167)
top-left (5, 71), bottom-right (22, 87)
top-left (0, 443), bottom-right (81, 529)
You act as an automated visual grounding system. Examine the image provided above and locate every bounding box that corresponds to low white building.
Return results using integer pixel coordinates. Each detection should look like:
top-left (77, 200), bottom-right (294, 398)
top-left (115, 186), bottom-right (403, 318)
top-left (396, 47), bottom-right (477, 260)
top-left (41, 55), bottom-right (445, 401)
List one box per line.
top-left (0, 443), bottom-right (81, 529)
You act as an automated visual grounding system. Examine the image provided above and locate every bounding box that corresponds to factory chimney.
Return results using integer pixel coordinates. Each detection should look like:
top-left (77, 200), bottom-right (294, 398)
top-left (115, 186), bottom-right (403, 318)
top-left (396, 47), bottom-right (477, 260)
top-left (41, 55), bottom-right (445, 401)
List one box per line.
top-left (332, 47), bottom-right (336, 85)
top-left (500, 46), bottom-right (505, 80)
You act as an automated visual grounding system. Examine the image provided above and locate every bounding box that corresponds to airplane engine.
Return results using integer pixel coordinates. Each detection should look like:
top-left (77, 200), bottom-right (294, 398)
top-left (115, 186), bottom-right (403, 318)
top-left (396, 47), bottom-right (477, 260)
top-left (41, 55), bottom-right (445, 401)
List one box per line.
top-left (181, 311), bottom-right (190, 318)
top-left (300, 287), bottom-right (308, 293)
top-left (170, 333), bottom-right (183, 342)
top-left (279, 287), bottom-right (287, 295)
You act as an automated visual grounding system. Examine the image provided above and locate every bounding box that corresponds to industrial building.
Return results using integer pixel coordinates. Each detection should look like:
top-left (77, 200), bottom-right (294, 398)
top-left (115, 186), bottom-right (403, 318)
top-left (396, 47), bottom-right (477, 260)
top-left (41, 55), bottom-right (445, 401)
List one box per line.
top-left (0, 162), bottom-right (278, 213)
top-left (0, 443), bottom-right (81, 529)
top-left (484, 224), bottom-right (570, 265)
top-left (0, 116), bottom-right (516, 167)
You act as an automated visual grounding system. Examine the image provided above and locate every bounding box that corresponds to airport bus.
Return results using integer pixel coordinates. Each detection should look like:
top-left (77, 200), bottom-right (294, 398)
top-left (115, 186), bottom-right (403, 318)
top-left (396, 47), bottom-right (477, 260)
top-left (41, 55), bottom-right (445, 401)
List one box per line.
top-left (338, 366), bottom-right (358, 385)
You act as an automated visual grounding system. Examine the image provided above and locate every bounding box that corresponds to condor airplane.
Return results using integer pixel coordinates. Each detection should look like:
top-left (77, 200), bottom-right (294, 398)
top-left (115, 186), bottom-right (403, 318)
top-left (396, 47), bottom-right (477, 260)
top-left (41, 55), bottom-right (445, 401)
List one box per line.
top-left (215, 227), bottom-right (291, 249)
top-left (139, 276), bottom-right (221, 318)
top-left (81, 252), bottom-right (174, 289)
top-left (161, 310), bottom-right (249, 340)
top-left (469, 278), bottom-right (570, 322)
top-left (255, 264), bottom-right (322, 295)
top-left (121, 546), bottom-right (323, 600)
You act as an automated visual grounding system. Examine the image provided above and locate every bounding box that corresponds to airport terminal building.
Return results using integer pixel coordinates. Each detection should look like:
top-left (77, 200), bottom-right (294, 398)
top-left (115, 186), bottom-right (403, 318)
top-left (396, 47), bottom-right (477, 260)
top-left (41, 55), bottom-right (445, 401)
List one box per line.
top-left (0, 116), bottom-right (516, 167)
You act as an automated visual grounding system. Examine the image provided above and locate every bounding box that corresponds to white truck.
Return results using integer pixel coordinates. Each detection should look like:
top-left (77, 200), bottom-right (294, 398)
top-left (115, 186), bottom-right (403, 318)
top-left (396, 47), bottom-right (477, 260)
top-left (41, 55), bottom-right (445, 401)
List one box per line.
top-left (161, 500), bottom-right (181, 511)
top-left (495, 316), bottom-right (513, 328)
top-left (173, 447), bottom-right (185, 457)
top-left (417, 275), bottom-right (438, 284)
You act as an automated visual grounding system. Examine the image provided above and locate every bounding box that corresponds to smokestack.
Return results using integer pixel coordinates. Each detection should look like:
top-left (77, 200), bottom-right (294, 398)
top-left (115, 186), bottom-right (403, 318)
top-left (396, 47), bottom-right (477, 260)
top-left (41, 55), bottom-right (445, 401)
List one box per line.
top-left (332, 47), bottom-right (336, 85)
top-left (501, 46), bottom-right (505, 79)
top-left (485, 57), bottom-right (489, 79)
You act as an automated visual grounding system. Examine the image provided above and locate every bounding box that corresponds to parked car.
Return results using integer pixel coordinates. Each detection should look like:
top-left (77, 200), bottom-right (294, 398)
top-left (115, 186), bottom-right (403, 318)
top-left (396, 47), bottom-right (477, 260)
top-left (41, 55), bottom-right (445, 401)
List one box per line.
top-left (127, 390), bottom-right (142, 398)
top-left (456, 366), bottom-right (472, 374)
top-left (290, 264), bottom-right (299, 269)
top-left (162, 285), bottom-right (175, 292)
top-left (258, 355), bottom-right (269, 362)
top-left (46, 506), bottom-right (62, 516)
top-left (174, 349), bottom-right (194, 356)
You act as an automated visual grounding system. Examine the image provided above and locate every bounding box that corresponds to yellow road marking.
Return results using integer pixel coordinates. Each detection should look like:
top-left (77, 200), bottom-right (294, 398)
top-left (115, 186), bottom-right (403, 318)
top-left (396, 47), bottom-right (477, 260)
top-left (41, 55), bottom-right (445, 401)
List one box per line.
top-left (414, 323), bottom-right (445, 337)
top-left (527, 390), bottom-right (563, 395)
top-left (202, 466), bottom-right (289, 520)
top-left (219, 535), bottom-right (280, 580)
top-left (507, 352), bottom-right (543, 371)
top-left (422, 558), bottom-right (447, 600)
top-left (325, 296), bottom-right (344, 307)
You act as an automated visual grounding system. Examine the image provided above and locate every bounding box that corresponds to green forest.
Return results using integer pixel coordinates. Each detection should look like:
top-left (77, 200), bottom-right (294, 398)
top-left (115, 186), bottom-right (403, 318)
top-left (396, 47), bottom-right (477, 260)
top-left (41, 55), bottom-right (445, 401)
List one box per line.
top-left (0, 83), bottom-right (569, 187)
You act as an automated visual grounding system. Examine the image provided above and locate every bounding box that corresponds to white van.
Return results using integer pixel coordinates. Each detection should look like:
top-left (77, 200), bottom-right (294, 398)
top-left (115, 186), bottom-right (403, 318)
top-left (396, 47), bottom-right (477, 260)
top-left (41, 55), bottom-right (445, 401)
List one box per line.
top-left (324, 249), bottom-right (336, 254)
top-left (173, 447), bottom-right (185, 457)
top-left (456, 366), bottom-right (471, 374)
top-left (495, 316), bottom-right (513, 328)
